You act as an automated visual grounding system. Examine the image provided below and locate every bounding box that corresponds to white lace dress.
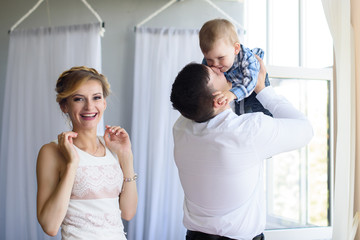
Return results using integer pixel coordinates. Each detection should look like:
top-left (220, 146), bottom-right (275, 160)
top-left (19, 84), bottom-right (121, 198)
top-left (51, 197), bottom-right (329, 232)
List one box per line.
top-left (60, 137), bottom-right (126, 240)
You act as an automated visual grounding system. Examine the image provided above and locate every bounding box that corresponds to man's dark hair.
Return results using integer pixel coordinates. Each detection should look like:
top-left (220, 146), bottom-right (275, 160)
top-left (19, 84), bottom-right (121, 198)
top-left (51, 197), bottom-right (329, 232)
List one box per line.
top-left (170, 63), bottom-right (215, 122)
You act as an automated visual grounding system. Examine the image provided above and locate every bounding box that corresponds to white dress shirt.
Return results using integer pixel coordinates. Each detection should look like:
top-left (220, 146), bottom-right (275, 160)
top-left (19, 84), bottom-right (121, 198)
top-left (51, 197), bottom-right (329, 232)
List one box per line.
top-left (172, 86), bottom-right (313, 240)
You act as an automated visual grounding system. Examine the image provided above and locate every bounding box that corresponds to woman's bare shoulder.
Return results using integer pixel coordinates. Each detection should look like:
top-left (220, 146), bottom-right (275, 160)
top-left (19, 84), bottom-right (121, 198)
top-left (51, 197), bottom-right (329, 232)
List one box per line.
top-left (39, 142), bottom-right (60, 156)
top-left (37, 142), bottom-right (64, 170)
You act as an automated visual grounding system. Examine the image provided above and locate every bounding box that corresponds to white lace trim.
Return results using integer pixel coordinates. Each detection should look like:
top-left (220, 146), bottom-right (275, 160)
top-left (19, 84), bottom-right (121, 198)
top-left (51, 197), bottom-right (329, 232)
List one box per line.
top-left (71, 163), bottom-right (122, 199)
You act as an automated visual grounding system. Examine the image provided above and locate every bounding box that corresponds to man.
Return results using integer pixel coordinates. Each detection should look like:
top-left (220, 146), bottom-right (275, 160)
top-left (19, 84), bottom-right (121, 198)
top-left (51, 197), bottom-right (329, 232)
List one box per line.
top-left (170, 57), bottom-right (313, 240)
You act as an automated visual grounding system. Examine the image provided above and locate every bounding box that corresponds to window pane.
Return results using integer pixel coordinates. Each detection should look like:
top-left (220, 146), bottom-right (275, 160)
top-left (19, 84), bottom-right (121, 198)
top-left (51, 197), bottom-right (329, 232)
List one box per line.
top-left (302, 0), bottom-right (333, 68)
top-left (268, 0), bottom-right (299, 66)
top-left (244, 0), bottom-right (267, 60)
top-left (265, 78), bottom-right (330, 229)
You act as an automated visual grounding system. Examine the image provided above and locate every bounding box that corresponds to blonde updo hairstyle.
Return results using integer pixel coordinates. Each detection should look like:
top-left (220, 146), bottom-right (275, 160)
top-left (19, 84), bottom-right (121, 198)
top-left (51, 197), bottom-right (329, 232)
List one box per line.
top-left (55, 66), bottom-right (110, 107)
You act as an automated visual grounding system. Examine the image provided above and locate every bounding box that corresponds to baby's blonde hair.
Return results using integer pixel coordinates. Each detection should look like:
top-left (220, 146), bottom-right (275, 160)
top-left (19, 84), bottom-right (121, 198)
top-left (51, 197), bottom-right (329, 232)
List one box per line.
top-left (199, 19), bottom-right (239, 53)
top-left (55, 66), bottom-right (110, 106)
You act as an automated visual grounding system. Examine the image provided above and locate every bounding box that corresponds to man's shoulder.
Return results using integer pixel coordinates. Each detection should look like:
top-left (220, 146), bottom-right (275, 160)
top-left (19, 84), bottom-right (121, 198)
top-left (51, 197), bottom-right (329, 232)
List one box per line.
top-left (173, 110), bottom-right (267, 132)
top-left (221, 111), bottom-right (264, 129)
top-left (173, 115), bottom-right (192, 129)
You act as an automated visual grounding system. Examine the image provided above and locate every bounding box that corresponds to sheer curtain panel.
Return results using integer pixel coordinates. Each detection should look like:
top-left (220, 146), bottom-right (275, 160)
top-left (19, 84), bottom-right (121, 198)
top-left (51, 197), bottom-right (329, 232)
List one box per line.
top-left (321, 0), bottom-right (359, 239)
top-left (128, 27), bottom-right (203, 240)
top-left (0, 23), bottom-right (102, 240)
top-left (352, 0), bottom-right (360, 238)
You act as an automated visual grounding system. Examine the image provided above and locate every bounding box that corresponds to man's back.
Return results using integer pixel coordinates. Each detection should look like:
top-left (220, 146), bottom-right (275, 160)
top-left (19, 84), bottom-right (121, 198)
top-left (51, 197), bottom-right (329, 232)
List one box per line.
top-left (172, 87), bottom-right (313, 239)
top-left (173, 109), bottom-right (266, 239)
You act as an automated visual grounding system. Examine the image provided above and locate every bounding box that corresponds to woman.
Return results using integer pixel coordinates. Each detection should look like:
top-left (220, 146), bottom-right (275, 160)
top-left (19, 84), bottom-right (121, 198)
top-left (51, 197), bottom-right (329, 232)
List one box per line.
top-left (36, 66), bottom-right (137, 239)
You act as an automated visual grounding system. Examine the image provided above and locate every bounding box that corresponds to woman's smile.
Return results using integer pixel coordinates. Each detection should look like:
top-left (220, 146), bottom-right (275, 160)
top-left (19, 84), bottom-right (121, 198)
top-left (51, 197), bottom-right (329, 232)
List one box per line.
top-left (80, 112), bottom-right (98, 120)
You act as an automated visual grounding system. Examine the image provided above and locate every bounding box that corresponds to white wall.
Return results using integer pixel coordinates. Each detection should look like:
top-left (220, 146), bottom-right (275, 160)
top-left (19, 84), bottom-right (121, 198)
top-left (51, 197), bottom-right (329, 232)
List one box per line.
top-left (0, 0), bottom-right (244, 138)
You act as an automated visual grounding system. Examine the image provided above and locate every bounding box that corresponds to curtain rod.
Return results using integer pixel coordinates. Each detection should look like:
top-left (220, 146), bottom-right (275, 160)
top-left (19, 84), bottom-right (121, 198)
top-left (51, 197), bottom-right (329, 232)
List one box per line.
top-left (204, 0), bottom-right (245, 33)
top-left (134, 0), bottom-right (245, 33)
top-left (80, 0), bottom-right (105, 37)
top-left (135, 0), bottom-right (177, 30)
top-left (8, 0), bottom-right (105, 37)
top-left (9, 0), bottom-right (45, 33)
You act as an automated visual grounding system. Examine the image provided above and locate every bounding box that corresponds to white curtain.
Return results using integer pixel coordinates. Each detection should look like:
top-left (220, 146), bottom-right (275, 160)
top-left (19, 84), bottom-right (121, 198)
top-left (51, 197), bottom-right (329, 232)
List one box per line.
top-left (128, 27), bottom-right (203, 240)
top-left (0, 23), bottom-right (102, 240)
top-left (321, 0), bottom-right (357, 239)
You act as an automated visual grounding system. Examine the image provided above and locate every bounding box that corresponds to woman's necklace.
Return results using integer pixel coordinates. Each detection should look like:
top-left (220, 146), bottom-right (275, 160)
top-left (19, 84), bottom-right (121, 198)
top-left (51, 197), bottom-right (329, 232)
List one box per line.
top-left (72, 130), bottom-right (102, 156)
top-left (92, 143), bottom-right (99, 155)
top-left (92, 138), bottom-right (101, 156)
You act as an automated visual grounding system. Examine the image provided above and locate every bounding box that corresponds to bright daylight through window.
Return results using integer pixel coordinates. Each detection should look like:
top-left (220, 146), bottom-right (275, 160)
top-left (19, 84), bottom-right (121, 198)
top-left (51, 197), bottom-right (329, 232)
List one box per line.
top-left (244, 0), bottom-right (333, 238)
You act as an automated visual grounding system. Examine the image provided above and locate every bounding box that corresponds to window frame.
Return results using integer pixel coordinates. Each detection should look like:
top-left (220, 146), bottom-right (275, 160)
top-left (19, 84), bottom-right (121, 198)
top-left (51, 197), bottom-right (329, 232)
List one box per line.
top-left (263, 65), bottom-right (334, 240)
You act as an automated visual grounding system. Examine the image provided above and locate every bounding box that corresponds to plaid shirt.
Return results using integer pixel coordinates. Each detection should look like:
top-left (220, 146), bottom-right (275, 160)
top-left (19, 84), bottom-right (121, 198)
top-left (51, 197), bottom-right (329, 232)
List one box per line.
top-left (203, 44), bottom-right (264, 102)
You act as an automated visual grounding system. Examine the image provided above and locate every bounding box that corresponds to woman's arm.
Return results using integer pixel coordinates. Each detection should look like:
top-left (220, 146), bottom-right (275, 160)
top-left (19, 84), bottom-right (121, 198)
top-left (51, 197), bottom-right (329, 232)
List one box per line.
top-left (118, 151), bottom-right (138, 221)
top-left (36, 132), bottom-right (79, 236)
top-left (104, 125), bottom-right (138, 221)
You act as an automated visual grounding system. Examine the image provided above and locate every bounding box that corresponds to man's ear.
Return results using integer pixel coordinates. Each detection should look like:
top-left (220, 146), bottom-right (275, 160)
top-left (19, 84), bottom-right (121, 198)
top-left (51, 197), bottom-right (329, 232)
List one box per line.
top-left (234, 42), bottom-right (241, 55)
top-left (213, 98), bottom-right (227, 109)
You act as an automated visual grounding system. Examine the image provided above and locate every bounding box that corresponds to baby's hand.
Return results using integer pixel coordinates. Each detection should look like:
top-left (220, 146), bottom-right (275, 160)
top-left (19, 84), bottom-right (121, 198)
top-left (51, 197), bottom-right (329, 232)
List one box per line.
top-left (213, 90), bottom-right (236, 105)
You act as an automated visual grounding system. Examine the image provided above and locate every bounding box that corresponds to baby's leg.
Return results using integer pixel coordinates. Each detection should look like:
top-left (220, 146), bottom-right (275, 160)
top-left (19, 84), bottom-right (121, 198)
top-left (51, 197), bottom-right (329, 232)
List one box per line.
top-left (234, 100), bottom-right (245, 115)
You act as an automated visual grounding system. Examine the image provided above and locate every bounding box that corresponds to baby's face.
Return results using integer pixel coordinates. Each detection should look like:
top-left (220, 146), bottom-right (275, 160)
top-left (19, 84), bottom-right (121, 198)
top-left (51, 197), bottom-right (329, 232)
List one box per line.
top-left (203, 38), bottom-right (238, 73)
top-left (207, 66), bottom-right (232, 93)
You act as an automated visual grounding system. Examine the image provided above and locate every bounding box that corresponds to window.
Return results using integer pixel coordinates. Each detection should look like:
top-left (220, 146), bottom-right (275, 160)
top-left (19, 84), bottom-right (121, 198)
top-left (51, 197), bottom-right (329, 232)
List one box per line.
top-left (244, 0), bottom-right (333, 239)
